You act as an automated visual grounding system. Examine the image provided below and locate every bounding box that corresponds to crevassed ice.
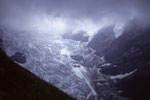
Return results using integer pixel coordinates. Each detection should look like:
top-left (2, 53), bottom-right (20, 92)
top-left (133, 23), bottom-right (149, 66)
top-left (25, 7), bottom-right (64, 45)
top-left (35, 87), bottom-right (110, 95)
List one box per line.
top-left (3, 32), bottom-right (105, 100)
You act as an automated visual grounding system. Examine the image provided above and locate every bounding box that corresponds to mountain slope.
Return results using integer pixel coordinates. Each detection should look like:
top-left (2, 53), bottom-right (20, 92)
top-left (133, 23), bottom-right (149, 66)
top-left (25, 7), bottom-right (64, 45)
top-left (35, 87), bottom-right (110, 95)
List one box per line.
top-left (0, 49), bottom-right (75, 100)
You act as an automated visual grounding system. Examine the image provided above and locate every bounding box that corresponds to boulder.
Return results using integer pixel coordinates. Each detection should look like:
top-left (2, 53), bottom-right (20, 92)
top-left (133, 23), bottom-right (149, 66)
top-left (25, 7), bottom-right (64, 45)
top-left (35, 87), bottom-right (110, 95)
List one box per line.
top-left (10, 52), bottom-right (26, 64)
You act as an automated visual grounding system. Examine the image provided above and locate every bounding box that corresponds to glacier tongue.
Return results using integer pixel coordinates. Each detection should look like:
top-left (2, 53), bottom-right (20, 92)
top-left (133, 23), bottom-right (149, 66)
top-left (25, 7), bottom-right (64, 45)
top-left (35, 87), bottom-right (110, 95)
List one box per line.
top-left (2, 32), bottom-right (100, 100)
top-left (2, 31), bottom-right (129, 100)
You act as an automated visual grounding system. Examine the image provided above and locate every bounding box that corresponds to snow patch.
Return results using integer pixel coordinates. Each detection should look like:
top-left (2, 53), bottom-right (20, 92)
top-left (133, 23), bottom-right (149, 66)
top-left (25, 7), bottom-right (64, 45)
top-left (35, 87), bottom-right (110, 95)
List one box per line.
top-left (110, 69), bottom-right (137, 79)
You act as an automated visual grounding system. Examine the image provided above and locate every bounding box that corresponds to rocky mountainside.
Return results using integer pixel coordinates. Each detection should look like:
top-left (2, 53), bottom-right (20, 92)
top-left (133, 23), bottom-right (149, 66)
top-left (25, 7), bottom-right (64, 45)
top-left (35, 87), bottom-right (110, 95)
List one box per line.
top-left (1, 21), bottom-right (150, 100)
top-left (117, 64), bottom-right (150, 100)
top-left (87, 26), bottom-right (115, 56)
top-left (102, 25), bottom-right (150, 75)
top-left (88, 22), bottom-right (150, 100)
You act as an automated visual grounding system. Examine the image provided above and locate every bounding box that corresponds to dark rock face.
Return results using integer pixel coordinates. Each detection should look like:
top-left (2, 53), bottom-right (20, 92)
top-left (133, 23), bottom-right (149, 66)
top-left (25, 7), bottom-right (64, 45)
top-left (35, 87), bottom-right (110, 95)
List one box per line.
top-left (0, 29), bottom-right (4, 49)
top-left (101, 28), bottom-right (150, 75)
top-left (88, 23), bottom-right (150, 100)
top-left (10, 52), bottom-right (26, 64)
top-left (0, 49), bottom-right (75, 100)
top-left (117, 65), bottom-right (150, 100)
top-left (62, 31), bottom-right (89, 42)
top-left (105, 25), bottom-right (148, 64)
top-left (95, 23), bottom-right (150, 100)
top-left (88, 26), bottom-right (115, 56)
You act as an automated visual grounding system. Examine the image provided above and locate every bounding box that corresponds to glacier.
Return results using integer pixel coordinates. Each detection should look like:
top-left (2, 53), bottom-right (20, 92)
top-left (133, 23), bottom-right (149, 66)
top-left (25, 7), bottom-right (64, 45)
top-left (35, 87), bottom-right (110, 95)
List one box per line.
top-left (2, 30), bottom-right (128, 100)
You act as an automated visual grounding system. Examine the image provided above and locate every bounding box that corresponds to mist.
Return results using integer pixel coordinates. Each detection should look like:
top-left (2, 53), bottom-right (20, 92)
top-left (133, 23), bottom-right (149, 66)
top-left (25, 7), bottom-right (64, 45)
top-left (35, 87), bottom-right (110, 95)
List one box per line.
top-left (0, 0), bottom-right (150, 38)
top-left (1, 1), bottom-right (150, 100)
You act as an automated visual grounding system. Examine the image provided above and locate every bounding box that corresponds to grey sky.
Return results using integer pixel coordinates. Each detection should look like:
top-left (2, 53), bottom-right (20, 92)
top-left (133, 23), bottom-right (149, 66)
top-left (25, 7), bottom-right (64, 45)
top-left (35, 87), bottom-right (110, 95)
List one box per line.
top-left (0, 0), bottom-right (150, 35)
